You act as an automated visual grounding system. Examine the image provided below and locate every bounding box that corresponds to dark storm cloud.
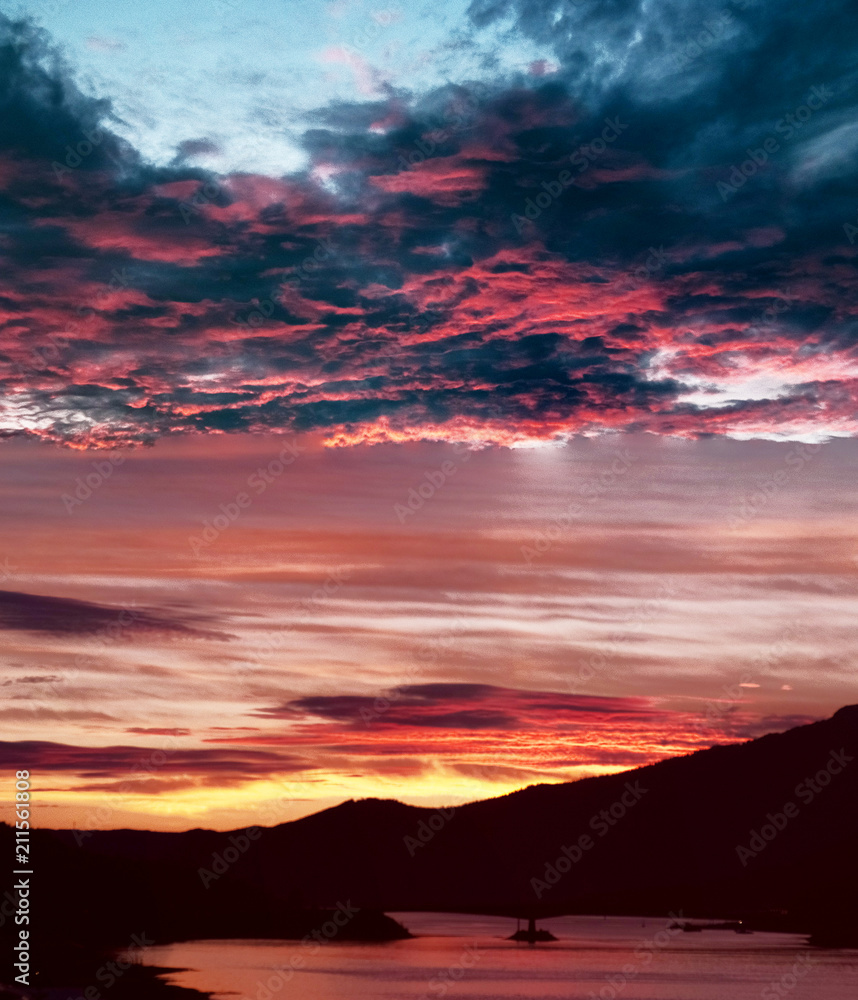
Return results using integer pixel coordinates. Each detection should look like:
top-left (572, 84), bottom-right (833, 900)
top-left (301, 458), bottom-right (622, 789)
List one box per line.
top-left (1, 5), bottom-right (856, 446)
top-left (0, 15), bottom-right (133, 169)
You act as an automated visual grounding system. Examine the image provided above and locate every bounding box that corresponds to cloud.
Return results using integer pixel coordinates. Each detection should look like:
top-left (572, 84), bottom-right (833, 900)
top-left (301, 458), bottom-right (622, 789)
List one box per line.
top-left (0, 8), bottom-right (856, 447)
top-left (1, 673), bottom-right (62, 685)
top-left (0, 707), bottom-right (118, 722)
top-left (0, 588), bottom-right (228, 638)
top-left (125, 727), bottom-right (192, 736)
top-left (0, 739), bottom-right (311, 784)
top-left (85, 36), bottom-right (126, 53)
top-left (256, 683), bottom-right (664, 730)
top-left (212, 682), bottom-right (821, 779)
top-left (174, 138), bottom-right (223, 162)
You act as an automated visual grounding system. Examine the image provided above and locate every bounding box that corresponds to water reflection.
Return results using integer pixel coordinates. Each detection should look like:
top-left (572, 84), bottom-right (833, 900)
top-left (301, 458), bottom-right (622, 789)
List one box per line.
top-left (142, 912), bottom-right (857, 1000)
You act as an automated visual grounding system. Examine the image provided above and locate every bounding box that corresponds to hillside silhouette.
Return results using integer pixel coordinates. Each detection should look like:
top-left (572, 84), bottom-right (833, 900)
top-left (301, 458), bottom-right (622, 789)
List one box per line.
top-left (3, 706), bottom-right (857, 962)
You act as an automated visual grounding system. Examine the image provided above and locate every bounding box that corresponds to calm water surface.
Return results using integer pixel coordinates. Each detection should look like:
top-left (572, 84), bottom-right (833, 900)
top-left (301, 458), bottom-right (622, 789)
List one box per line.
top-left (142, 913), bottom-right (857, 1000)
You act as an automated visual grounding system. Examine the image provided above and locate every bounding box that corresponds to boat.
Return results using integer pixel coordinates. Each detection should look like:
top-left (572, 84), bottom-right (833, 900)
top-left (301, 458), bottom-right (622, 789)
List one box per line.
top-left (508, 917), bottom-right (558, 943)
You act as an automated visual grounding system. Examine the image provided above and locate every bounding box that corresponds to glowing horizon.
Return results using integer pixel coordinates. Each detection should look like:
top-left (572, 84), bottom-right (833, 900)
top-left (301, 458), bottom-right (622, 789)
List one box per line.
top-left (1, 435), bottom-right (855, 831)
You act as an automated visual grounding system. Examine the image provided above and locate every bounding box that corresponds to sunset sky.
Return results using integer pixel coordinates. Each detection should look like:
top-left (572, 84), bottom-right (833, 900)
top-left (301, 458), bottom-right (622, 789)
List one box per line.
top-left (1, 0), bottom-right (857, 830)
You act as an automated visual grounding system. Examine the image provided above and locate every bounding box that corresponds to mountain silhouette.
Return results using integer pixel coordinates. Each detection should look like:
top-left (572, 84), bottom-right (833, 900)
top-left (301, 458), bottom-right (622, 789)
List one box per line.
top-left (4, 706), bottom-right (857, 952)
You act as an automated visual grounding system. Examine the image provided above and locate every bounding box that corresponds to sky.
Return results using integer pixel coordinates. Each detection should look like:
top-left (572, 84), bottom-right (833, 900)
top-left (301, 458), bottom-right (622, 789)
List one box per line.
top-left (0, 0), bottom-right (857, 830)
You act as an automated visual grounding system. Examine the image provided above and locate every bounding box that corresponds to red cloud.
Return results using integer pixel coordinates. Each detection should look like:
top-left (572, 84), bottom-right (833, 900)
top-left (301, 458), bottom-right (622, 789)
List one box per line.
top-left (371, 156), bottom-right (488, 205)
top-left (1, 61), bottom-right (857, 449)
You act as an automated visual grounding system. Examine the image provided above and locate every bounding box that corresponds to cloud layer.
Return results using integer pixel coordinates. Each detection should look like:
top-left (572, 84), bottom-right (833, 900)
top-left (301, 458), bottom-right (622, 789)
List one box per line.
top-left (0, 433), bottom-right (855, 827)
top-left (0, 3), bottom-right (856, 447)
top-left (0, 587), bottom-right (223, 637)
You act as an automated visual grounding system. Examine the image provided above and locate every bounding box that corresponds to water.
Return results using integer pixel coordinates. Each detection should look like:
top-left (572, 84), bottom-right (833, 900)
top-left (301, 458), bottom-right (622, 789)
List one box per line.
top-left (142, 913), bottom-right (858, 1000)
